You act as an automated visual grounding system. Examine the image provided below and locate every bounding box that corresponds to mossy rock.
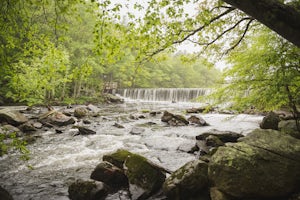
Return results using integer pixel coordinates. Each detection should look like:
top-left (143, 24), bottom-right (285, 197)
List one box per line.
top-left (68, 179), bottom-right (108, 200)
top-left (102, 149), bottom-right (133, 169)
top-left (259, 111), bottom-right (280, 130)
top-left (163, 160), bottom-right (208, 199)
top-left (74, 107), bottom-right (89, 118)
top-left (209, 129), bottom-right (300, 199)
top-left (0, 186), bottom-right (13, 200)
top-left (124, 153), bottom-right (166, 199)
top-left (279, 120), bottom-right (300, 139)
top-left (90, 161), bottom-right (128, 190)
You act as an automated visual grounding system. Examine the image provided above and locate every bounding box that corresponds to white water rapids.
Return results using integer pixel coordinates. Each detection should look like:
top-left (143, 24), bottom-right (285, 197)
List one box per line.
top-left (0, 101), bottom-right (263, 200)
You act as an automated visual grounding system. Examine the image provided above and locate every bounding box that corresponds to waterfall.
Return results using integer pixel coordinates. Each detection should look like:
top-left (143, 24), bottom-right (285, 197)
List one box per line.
top-left (116, 88), bottom-right (211, 102)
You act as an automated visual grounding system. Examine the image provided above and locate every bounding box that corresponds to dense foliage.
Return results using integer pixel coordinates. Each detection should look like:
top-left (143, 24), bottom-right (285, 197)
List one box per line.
top-left (212, 27), bottom-right (300, 114)
top-left (0, 0), bottom-right (220, 106)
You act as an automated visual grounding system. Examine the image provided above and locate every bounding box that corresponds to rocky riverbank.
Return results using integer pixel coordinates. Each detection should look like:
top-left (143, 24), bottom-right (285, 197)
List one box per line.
top-left (0, 102), bottom-right (298, 200)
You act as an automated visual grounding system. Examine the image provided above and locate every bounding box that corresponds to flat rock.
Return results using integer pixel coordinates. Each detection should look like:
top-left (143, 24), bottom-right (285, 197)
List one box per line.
top-left (0, 108), bottom-right (28, 126)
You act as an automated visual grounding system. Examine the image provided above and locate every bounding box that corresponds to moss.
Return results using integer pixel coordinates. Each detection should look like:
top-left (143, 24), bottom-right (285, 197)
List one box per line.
top-left (141, 109), bottom-right (150, 113)
top-left (163, 160), bottom-right (208, 199)
top-left (68, 179), bottom-right (108, 200)
top-left (102, 149), bottom-right (133, 169)
top-left (125, 154), bottom-right (166, 191)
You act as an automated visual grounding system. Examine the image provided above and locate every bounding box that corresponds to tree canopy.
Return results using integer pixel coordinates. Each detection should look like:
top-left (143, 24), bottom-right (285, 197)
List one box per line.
top-left (0, 0), bottom-right (299, 112)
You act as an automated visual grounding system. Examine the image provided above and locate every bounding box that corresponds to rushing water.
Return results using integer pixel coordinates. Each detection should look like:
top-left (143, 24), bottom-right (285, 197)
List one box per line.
top-left (0, 101), bottom-right (263, 200)
top-left (117, 88), bottom-right (210, 102)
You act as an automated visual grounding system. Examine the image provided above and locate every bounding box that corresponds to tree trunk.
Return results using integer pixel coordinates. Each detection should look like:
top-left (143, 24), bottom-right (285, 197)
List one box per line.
top-left (223, 0), bottom-right (300, 47)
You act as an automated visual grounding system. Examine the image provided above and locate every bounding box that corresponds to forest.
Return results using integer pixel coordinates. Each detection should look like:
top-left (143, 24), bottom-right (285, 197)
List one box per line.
top-left (0, 1), bottom-right (300, 200)
top-left (0, 0), bottom-right (221, 106)
top-left (0, 0), bottom-right (299, 115)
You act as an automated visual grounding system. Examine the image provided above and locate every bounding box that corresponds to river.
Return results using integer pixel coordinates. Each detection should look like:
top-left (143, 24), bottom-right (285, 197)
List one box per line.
top-left (0, 101), bottom-right (263, 200)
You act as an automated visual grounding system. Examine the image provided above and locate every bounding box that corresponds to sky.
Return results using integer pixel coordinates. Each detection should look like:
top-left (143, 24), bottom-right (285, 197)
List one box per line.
top-left (105, 0), bottom-right (226, 69)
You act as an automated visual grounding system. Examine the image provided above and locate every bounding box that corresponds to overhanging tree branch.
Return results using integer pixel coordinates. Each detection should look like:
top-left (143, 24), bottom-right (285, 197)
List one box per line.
top-left (146, 7), bottom-right (236, 57)
top-left (187, 17), bottom-right (254, 50)
top-left (223, 0), bottom-right (300, 48)
top-left (225, 18), bottom-right (254, 53)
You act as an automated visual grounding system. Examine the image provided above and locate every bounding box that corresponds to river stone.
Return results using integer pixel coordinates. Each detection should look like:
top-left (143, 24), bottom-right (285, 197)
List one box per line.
top-left (68, 179), bottom-right (108, 200)
top-left (163, 160), bottom-right (208, 199)
top-left (102, 149), bottom-right (133, 169)
top-left (87, 104), bottom-right (100, 113)
top-left (39, 110), bottom-right (75, 127)
top-left (188, 115), bottom-right (209, 126)
top-left (74, 107), bottom-right (89, 118)
top-left (205, 135), bottom-right (224, 147)
top-left (279, 120), bottom-right (300, 139)
top-left (209, 129), bottom-right (300, 199)
top-left (0, 108), bottom-right (28, 126)
top-left (186, 107), bottom-right (206, 113)
top-left (130, 127), bottom-right (145, 135)
top-left (33, 122), bottom-right (43, 129)
top-left (259, 111), bottom-right (280, 130)
top-left (90, 161), bottom-right (128, 189)
top-left (0, 186), bottom-right (13, 200)
top-left (104, 93), bottom-right (124, 103)
top-left (124, 153), bottom-right (166, 200)
top-left (113, 122), bottom-right (124, 128)
top-left (18, 122), bottom-right (37, 132)
top-left (77, 126), bottom-right (96, 135)
top-left (161, 111), bottom-right (189, 126)
top-left (196, 129), bottom-right (244, 143)
top-left (1, 124), bottom-right (21, 136)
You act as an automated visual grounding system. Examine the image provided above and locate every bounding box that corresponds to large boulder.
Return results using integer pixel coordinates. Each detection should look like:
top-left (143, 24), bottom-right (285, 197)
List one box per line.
top-left (192, 130), bottom-right (244, 155)
top-left (161, 111), bottom-right (189, 126)
top-left (102, 149), bottom-right (133, 169)
top-left (90, 161), bottom-right (128, 189)
top-left (279, 120), bottom-right (300, 139)
top-left (68, 179), bottom-right (108, 200)
top-left (102, 149), bottom-right (167, 199)
top-left (0, 108), bottom-right (28, 126)
top-left (39, 110), bottom-right (75, 127)
top-left (124, 153), bottom-right (166, 200)
top-left (0, 186), bottom-right (13, 200)
top-left (163, 160), bottom-right (209, 199)
top-left (260, 111), bottom-right (280, 130)
top-left (209, 129), bottom-right (300, 199)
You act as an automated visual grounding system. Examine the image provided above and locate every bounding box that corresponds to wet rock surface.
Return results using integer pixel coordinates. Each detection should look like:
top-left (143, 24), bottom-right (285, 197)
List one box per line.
top-left (161, 111), bottom-right (189, 126)
top-left (0, 102), bottom-right (264, 200)
top-left (163, 160), bottom-right (208, 199)
top-left (77, 126), bottom-right (96, 135)
top-left (279, 119), bottom-right (300, 139)
top-left (209, 129), bottom-right (300, 199)
top-left (0, 108), bottom-right (28, 126)
top-left (90, 161), bottom-right (128, 190)
top-left (68, 179), bottom-right (108, 200)
top-left (0, 185), bottom-right (13, 200)
top-left (260, 111), bottom-right (280, 130)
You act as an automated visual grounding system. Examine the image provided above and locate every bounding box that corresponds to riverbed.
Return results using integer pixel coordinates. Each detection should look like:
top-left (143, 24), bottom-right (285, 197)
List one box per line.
top-left (0, 101), bottom-right (263, 200)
